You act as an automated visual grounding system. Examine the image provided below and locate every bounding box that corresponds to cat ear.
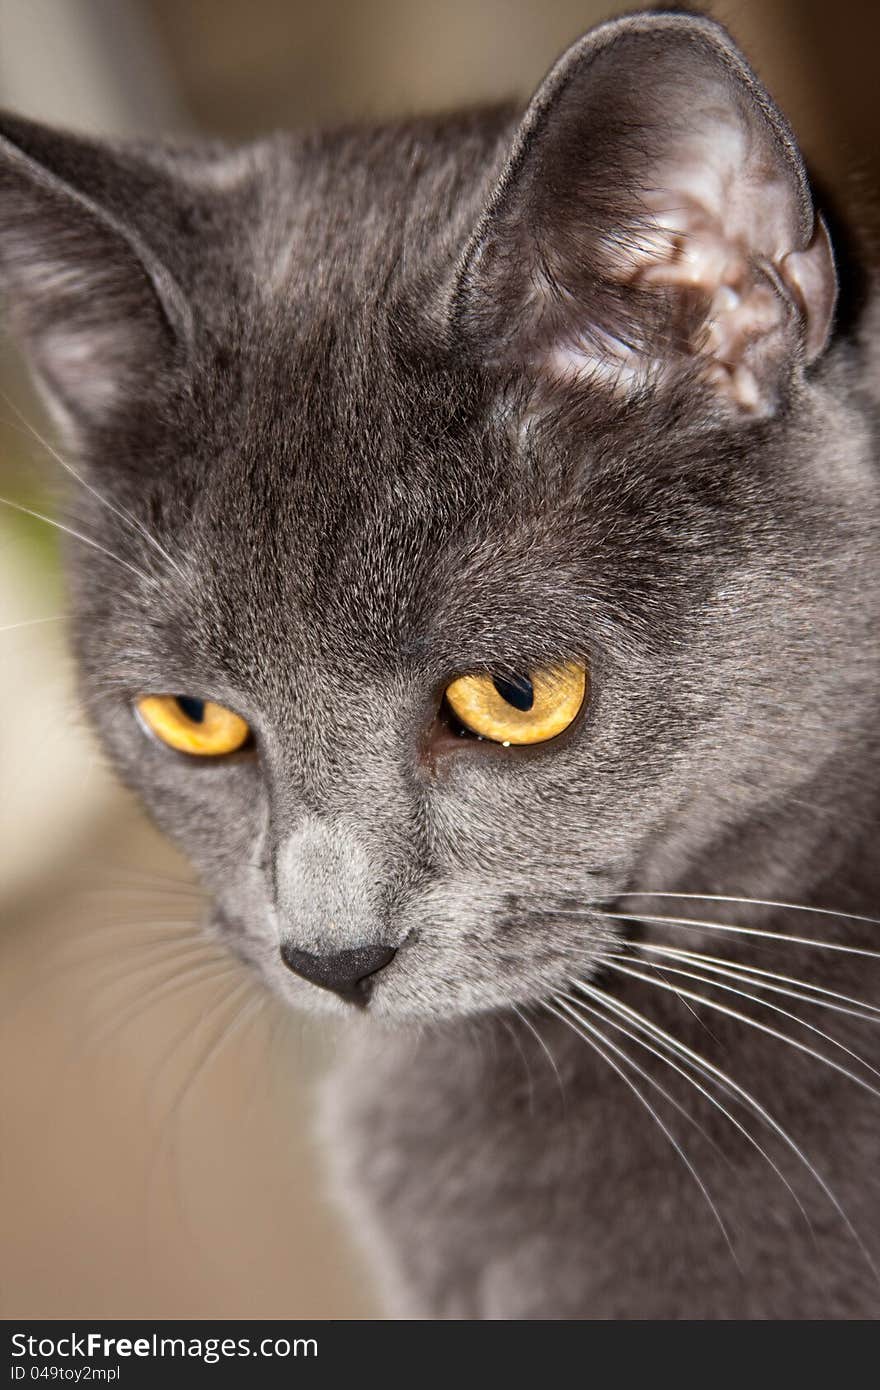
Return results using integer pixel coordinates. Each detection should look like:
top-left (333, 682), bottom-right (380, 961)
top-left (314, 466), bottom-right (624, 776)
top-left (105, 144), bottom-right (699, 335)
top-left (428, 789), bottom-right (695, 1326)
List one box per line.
top-left (451, 13), bottom-right (837, 417)
top-left (0, 112), bottom-right (191, 437)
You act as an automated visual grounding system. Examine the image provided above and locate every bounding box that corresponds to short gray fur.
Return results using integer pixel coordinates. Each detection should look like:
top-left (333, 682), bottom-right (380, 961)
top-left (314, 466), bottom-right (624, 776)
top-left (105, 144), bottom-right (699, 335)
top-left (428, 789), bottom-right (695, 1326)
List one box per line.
top-left (1, 11), bottom-right (878, 1317)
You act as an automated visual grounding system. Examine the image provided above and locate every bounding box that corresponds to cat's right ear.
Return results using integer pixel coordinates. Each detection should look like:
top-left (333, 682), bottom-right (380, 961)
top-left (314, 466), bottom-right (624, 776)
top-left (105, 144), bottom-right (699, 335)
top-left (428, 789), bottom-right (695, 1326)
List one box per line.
top-left (0, 112), bottom-right (191, 440)
top-left (449, 13), bottom-right (837, 420)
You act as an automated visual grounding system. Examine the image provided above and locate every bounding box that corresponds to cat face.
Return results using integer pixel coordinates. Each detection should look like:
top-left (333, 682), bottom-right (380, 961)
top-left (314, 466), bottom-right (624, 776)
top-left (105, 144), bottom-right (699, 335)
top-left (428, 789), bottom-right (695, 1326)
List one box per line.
top-left (2, 14), bottom-right (875, 1023)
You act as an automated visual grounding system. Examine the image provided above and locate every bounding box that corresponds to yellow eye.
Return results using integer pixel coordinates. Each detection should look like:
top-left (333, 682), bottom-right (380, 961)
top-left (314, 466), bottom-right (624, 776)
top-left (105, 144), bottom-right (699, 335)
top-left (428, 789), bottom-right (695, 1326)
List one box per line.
top-left (444, 663), bottom-right (587, 745)
top-left (135, 695), bottom-right (251, 757)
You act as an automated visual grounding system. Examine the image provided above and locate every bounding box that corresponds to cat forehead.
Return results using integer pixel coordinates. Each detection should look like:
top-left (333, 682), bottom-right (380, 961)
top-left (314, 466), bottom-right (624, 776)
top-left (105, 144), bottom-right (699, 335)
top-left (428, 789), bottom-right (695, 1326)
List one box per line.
top-left (119, 380), bottom-right (739, 701)
top-left (169, 110), bottom-right (517, 308)
top-left (188, 401), bottom-right (536, 650)
top-left (112, 378), bottom-right (616, 687)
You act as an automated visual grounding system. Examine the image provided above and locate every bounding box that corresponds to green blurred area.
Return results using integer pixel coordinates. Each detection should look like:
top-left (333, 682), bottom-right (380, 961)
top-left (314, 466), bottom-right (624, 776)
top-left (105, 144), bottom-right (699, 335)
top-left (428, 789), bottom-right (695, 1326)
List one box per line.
top-left (1, 495), bottom-right (63, 587)
top-left (0, 358), bottom-right (62, 580)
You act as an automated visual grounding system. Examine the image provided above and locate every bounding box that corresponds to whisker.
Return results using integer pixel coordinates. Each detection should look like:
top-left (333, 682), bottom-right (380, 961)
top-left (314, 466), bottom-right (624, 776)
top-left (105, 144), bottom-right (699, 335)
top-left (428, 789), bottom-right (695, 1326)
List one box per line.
top-left (0, 392), bottom-right (188, 584)
top-left (74, 862), bottom-right (203, 893)
top-left (613, 892), bottom-right (880, 931)
top-left (604, 959), bottom-right (880, 1099)
top-left (61, 922), bottom-right (204, 950)
top-left (161, 981), bottom-right (263, 1139)
top-left (65, 916), bottom-right (204, 942)
top-left (599, 910), bottom-right (880, 962)
top-left (54, 913), bottom-right (186, 950)
top-left (634, 957), bottom-right (723, 1043)
top-left (76, 947), bottom-right (220, 1013)
top-left (500, 1015), bottom-right (537, 1117)
top-left (562, 988), bottom-right (815, 1231)
top-left (2, 932), bottom-right (207, 1030)
top-left (70, 939), bottom-right (214, 985)
top-left (611, 951), bottom-right (880, 1091)
top-left (0, 615), bottom-right (62, 635)
top-left (84, 887), bottom-right (204, 910)
top-left (511, 1003), bottom-right (568, 1110)
top-left (554, 990), bottom-right (731, 1164)
top-left (0, 493), bottom-right (155, 586)
top-left (627, 941), bottom-right (880, 1022)
top-left (142, 967), bottom-right (248, 1105)
top-left (571, 977), bottom-right (879, 1281)
top-left (89, 961), bottom-right (238, 1052)
top-left (547, 996), bottom-right (739, 1265)
top-left (144, 975), bottom-right (257, 1212)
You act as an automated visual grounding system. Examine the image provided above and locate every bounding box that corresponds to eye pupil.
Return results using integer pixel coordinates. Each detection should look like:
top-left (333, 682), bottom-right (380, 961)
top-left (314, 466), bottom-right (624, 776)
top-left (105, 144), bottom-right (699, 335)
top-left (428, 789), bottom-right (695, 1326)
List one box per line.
top-left (492, 674), bottom-right (534, 711)
top-left (175, 696), bottom-right (205, 723)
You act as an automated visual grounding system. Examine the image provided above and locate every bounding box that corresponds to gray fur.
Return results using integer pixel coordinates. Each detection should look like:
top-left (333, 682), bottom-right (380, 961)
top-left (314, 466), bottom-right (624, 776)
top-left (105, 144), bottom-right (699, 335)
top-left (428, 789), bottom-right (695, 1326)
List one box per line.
top-left (1, 11), bottom-right (878, 1317)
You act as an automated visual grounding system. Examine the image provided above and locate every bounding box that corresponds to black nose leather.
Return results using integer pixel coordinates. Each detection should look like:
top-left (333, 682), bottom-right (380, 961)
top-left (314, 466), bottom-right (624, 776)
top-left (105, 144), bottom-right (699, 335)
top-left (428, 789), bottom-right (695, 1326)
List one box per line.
top-left (280, 942), bottom-right (397, 1002)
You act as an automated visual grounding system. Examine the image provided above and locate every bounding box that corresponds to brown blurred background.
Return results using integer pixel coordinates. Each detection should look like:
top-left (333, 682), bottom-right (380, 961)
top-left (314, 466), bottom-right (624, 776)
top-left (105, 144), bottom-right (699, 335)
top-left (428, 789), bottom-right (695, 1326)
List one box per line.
top-left (1, 0), bottom-right (878, 1320)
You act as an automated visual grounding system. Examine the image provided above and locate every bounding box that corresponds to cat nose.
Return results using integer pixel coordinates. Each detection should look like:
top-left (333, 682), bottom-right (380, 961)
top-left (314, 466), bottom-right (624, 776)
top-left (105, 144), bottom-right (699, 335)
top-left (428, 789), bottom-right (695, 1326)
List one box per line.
top-left (279, 942), bottom-right (397, 1003)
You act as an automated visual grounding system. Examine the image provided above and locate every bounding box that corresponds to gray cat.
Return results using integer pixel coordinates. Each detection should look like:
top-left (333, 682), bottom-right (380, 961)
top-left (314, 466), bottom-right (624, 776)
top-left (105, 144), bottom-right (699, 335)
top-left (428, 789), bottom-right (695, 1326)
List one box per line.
top-left (2, 10), bottom-right (878, 1318)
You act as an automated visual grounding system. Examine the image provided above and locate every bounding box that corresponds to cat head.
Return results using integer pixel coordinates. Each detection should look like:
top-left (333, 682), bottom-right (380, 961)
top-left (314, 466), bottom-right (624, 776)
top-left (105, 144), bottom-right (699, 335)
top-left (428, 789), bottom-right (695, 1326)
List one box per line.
top-left (1, 12), bottom-right (874, 1024)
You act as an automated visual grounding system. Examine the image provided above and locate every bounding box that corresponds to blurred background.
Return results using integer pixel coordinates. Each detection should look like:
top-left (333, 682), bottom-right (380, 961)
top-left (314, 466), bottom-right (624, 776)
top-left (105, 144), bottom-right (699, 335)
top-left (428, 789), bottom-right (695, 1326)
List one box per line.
top-left (1, 0), bottom-right (878, 1320)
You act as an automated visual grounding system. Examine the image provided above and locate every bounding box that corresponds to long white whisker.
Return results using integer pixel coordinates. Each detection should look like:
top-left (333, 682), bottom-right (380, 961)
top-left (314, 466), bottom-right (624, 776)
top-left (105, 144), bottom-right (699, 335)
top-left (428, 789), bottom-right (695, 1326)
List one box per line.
top-left (627, 941), bottom-right (880, 1022)
top-left (2, 931), bottom-right (206, 1031)
top-left (604, 959), bottom-right (880, 1100)
top-left (83, 868), bottom-right (204, 898)
top-left (634, 957), bottom-right (723, 1043)
top-left (572, 977), bottom-right (879, 1281)
top-left (511, 1003), bottom-right (567, 1109)
top-left (609, 952), bottom-right (880, 1101)
top-left (0, 615), bottom-right (62, 635)
top-left (164, 983), bottom-right (263, 1134)
top-left (547, 997), bottom-right (739, 1264)
top-left (81, 940), bottom-right (217, 984)
top-left (613, 892), bottom-right (880, 931)
top-left (0, 494), bottom-right (155, 585)
top-left (0, 393), bottom-right (188, 584)
top-left (145, 969), bottom-right (249, 1103)
top-left (86, 960), bottom-right (236, 1052)
top-left (58, 929), bottom-right (205, 964)
top-left (500, 1016), bottom-right (537, 1117)
top-left (146, 977), bottom-right (259, 1213)
top-left (555, 990), bottom-right (732, 1164)
top-left (600, 910), bottom-right (880, 962)
top-left (564, 988), bottom-right (814, 1233)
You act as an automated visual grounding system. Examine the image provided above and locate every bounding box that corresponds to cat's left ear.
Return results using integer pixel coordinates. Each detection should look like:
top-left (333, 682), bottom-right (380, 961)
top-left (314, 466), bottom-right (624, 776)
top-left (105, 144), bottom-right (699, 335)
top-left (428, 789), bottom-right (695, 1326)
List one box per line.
top-left (0, 112), bottom-right (191, 439)
top-left (450, 13), bottom-right (837, 417)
